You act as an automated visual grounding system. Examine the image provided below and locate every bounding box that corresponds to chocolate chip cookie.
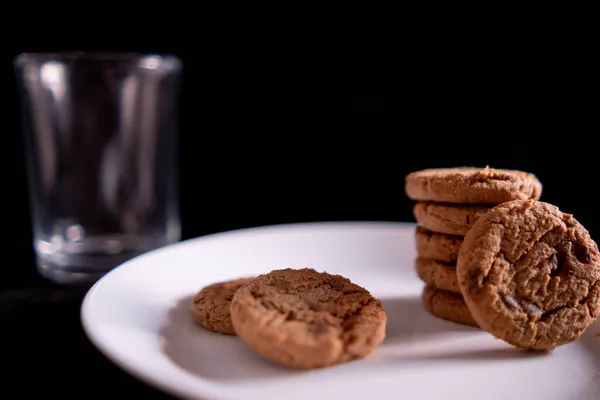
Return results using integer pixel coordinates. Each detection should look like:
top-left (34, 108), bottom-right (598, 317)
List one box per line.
top-left (190, 277), bottom-right (255, 335)
top-left (405, 166), bottom-right (542, 205)
top-left (422, 285), bottom-right (479, 328)
top-left (416, 258), bottom-right (460, 293)
top-left (230, 268), bottom-right (387, 369)
top-left (457, 200), bottom-right (600, 350)
top-left (415, 226), bottom-right (463, 263)
top-left (413, 202), bottom-right (492, 236)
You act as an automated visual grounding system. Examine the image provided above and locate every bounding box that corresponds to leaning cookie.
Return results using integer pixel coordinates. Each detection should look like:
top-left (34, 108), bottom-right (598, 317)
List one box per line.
top-left (405, 166), bottom-right (542, 205)
top-left (457, 200), bottom-right (600, 350)
top-left (190, 277), bottom-right (255, 335)
top-left (230, 268), bottom-right (387, 369)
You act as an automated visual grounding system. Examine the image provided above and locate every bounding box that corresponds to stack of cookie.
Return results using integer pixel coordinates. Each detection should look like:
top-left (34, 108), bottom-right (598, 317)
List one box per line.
top-left (405, 166), bottom-right (543, 327)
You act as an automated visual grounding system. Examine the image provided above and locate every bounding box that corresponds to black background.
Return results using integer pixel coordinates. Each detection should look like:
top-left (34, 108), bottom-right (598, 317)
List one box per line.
top-left (1, 22), bottom-right (596, 398)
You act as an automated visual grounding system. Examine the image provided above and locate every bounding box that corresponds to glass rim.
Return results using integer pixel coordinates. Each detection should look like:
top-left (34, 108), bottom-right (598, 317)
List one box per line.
top-left (14, 51), bottom-right (182, 71)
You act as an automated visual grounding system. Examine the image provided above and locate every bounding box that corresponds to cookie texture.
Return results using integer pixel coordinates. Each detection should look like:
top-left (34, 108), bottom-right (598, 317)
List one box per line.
top-left (415, 226), bottom-right (463, 263)
top-left (416, 258), bottom-right (460, 293)
top-left (230, 268), bottom-right (387, 369)
top-left (405, 166), bottom-right (542, 205)
top-left (191, 277), bottom-right (255, 335)
top-left (422, 286), bottom-right (479, 327)
top-left (457, 200), bottom-right (600, 350)
top-left (413, 201), bottom-right (492, 236)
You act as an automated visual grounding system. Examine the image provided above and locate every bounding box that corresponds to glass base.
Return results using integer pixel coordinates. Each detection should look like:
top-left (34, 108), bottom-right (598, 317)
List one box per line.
top-left (37, 263), bottom-right (108, 285)
top-left (36, 250), bottom-right (148, 285)
top-left (34, 234), bottom-right (177, 285)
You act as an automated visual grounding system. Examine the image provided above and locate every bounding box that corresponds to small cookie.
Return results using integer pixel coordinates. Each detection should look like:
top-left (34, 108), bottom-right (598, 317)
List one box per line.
top-left (230, 268), bottom-right (387, 369)
top-left (416, 258), bottom-right (460, 293)
top-left (413, 202), bottom-right (492, 236)
top-left (405, 166), bottom-right (542, 205)
top-left (421, 285), bottom-right (479, 328)
top-left (415, 226), bottom-right (463, 263)
top-left (457, 200), bottom-right (600, 350)
top-left (191, 277), bottom-right (255, 335)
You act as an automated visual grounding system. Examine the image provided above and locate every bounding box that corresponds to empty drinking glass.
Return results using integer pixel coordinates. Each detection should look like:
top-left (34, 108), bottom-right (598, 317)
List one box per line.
top-left (14, 52), bottom-right (182, 284)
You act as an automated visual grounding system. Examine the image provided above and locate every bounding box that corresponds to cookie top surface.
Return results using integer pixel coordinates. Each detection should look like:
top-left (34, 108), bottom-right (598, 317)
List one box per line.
top-left (457, 200), bottom-right (600, 350)
top-left (230, 268), bottom-right (387, 369)
top-left (191, 277), bottom-right (255, 335)
top-left (405, 166), bottom-right (542, 204)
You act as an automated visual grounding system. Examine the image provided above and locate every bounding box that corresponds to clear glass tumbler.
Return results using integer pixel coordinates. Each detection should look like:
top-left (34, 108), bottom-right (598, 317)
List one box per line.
top-left (14, 52), bottom-right (182, 284)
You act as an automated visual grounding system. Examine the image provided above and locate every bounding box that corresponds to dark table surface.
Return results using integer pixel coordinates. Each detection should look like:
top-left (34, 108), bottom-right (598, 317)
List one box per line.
top-left (2, 269), bottom-right (177, 399)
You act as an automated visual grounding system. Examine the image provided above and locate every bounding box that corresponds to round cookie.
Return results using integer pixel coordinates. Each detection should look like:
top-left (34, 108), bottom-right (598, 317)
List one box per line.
top-left (421, 285), bottom-right (479, 328)
top-left (415, 226), bottom-right (463, 263)
top-left (416, 258), bottom-right (460, 293)
top-left (190, 277), bottom-right (255, 335)
top-left (414, 201), bottom-right (492, 236)
top-left (230, 268), bottom-right (387, 369)
top-left (405, 166), bottom-right (542, 205)
top-left (457, 199), bottom-right (600, 350)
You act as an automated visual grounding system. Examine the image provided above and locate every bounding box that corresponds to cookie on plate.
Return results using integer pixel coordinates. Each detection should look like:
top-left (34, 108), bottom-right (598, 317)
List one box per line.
top-left (413, 202), bottom-right (492, 236)
top-left (405, 166), bottom-right (542, 205)
top-left (421, 285), bottom-right (479, 328)
top-left (191, 277), bottom-right (255, 335)
top-left (415, 226), bottom-right (463, 263)
top-left (457, 199), bottom-right (600, 350)
top-left (416, 258), bottom-right (460, 294)
top-left (230, 268), bottom-right (387, 369)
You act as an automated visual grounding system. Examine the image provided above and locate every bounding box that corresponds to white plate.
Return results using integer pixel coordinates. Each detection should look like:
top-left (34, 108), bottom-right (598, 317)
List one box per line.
top-left (81, 221), bottom-right (600, 400)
